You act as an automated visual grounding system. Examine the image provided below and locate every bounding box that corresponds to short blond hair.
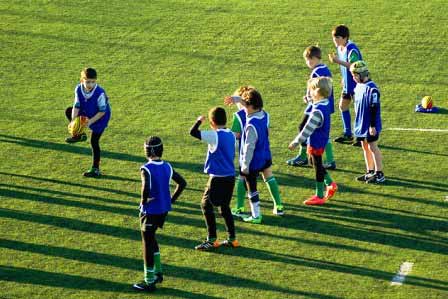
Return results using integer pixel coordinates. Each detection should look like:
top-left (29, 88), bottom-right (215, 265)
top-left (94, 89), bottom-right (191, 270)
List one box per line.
top-left (307, 77), bottom-right (332, 99)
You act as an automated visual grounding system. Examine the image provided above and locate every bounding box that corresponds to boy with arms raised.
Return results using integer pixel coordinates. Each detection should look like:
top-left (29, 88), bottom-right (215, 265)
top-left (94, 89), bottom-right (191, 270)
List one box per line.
top-left (350, 61), bottom-right (385, 184)
top-left (133, 136), bottom-right (186, 292)
top-left (328, 25), bottom-right (363, 146)
top-left (224, 86), bottom-right (284, 217)
top-left (289, 77), bottom-right (338, 205)
top-left (287, 46), bottom-right (336, 169)
top-left (190, 107), bottom-right (239, 250)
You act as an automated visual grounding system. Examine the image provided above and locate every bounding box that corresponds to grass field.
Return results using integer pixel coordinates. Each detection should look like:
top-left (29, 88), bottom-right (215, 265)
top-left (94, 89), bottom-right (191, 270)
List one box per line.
top-left (1, 1), bottom-right (448, 298)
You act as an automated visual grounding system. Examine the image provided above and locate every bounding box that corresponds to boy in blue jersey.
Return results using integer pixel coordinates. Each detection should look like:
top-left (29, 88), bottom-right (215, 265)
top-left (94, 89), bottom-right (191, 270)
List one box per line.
top-left (190, 107), bottom-right (239, 250)
top-left (133, 136), bottom-right (186, 292)
top-left (237, 89), bottom-right (273, 223)
top-left (289, 77), bottom-right (338, 205)
top-left (224, 86), bottom-right (284, 217)
top-left (287, 46), bottom-right (337, 169)
top-left (65, 68), bottom-right (111, 177)
top-left (350, 61), bottom-right (385, 184)
top-left (328, 25), bottom-right (363, 147)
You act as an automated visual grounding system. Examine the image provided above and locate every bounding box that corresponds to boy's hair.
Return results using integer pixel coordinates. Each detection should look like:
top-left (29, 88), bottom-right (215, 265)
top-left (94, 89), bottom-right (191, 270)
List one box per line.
top-left (234, 85), bottom-right (256, 97)
top-left (308, 77), bottom-right (333, 99)
top-left (208, 107), bottom-right (227, 126)
top-left (80, 68), bottom-right (97, 80)
top-left (332, 25), bottom-right (350, 38)
top-left (303, 45), bottom-right (322, 59)
top-left (242, 89), bottom-right (263, 110)
top-left (145, 136), bottom-right (163, 158)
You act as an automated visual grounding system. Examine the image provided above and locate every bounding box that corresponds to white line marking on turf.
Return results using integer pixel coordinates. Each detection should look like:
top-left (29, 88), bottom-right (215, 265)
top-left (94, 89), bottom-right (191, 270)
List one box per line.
top-left (385, 128), bottom-right (448, 132)
top-left (391, 262), bottom-right (414, 286)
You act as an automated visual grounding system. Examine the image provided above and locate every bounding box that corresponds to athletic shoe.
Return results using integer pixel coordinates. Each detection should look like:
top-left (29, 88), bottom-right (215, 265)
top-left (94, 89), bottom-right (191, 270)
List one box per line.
top-left (273, 205), bottom-right (285, 216)
top-left (356, 172), bottom-right (374, 182)
top-left (334, 134), bottom-right (353, 144)
top-left (242, 215), bottom-right (263, 224)
top-left (286, 156), bottom-right (308, 167)
top-left (352, 140), bottom-right (362, 147)
top-left (83, 167), bottom-right (101, 177)
top-left (154, 273), bottom-right (163, 284)
top-left (220, 239), bottom-right (240, 248)
top-left (303, 195), bottom-right (326, 205)
top-left (366, 172), bottom-right (386, 184)
top-left (325, 182), bottom-right (338, 200)
top-left (132, 281), bottom-right (156, 292)
top-left (65, 133), bottom-right (87, 143)
top-left (194, 240), bottom-right (220, 251)
top-left (323, 161), bottom-right (336, 170)
top-left (231, 207), bottom-right (248, 217)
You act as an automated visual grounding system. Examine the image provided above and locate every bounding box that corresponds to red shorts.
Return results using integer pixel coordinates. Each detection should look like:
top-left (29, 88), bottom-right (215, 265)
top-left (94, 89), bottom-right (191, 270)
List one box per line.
top-left (307, 146), bottom-right (325, 156)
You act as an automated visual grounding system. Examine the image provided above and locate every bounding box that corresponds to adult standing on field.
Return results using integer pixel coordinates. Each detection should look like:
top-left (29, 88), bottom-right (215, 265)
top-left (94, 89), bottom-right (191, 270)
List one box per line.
top-left (328, 24), bottom-right (363, 147)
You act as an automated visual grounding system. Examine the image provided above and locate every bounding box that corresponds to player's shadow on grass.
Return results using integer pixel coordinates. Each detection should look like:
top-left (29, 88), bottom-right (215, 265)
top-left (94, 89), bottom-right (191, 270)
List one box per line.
top-left (0, 184), bottom-right (374, 253)
top-left (0, 239), bottom-right (342, 299)
top-left (2, 238), bottom-right (447, 294)
top-left (0, 263), bottom-right (217, 298)
top-left (380, 144), bottom-right (448, 157)
top-left (0, 134), bottom-right (203, 172)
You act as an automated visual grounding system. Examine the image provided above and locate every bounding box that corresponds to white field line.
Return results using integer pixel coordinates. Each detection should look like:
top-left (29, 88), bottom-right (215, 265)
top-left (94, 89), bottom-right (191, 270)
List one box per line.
top-left (391, 262), bottom-right (414, 286)
top-left (385, 128), bottom-right (448, 132)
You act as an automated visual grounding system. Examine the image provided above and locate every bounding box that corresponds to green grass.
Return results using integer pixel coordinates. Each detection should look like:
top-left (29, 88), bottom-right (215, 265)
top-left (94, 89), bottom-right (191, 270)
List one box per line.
top-left (1, 1), bottom-right (448, 298)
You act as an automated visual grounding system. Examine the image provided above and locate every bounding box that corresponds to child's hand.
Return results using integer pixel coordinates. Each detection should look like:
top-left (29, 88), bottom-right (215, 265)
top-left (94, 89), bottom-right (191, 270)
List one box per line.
top-left (197, 115), bottom-right (206, 123)
top-left (224, 96), bottom-right (234, 106)
top-left (369, 127), bottom-right (377, 136)
top-left (288, 142), bottom-right (298, 150)
top-left (328, 53), bottom-right (338, 64)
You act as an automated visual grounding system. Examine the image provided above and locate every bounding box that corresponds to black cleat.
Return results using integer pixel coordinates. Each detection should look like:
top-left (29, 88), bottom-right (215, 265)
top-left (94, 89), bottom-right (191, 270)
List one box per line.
top-left (366, 172), bottom-right (386, 184)
top-left (356, 172), bottom-right (375, 182)
top-left (83, 167), bottom-right (101, 178)
top-left (334, 134), bottom-right (353, 144)
top-left (132, 281), bottom-right (156, 292)
top-left (154, 273), bottom-right (163, 284)
top-left (65, 133), bottom-right (87, 143)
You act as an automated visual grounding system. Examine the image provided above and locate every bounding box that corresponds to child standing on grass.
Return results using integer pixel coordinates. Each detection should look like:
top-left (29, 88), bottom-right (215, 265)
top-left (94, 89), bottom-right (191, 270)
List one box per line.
top-left (289, 77), bottom-right (338, 205)
top-left (224, 86), bottom-right (284, 217)
top-left (328, 25), bottom-right (363, 146)
top-left (287, 45), bottom-right (336, 170)
top-left (133, 136), bottom-right (186, 292)
top-left (65, 67), bottom-right (111, 177)
top-left (190, 107), bottom-right (239, 250)
top-left (236, 89), bottom-right (276, 223)
top-left (349, 61), bottom-right (385, 184)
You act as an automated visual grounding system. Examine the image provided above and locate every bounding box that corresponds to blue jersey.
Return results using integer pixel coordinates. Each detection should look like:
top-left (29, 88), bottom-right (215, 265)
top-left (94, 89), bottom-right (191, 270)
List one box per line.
top-left (353, 80), bottom-right (382, 137)
top-left (204, 129), bottom-right (235, 177)
top-left (308, 100), bottom-right (331, 149)
top-left (337, 41), bottom-right (362, 94)
top-left (311, 64), bottom-right (335, 114)
top-left (75, 84), bottom-right (111, 133)
top-left (140, 160), bottom-right (173, 215)
top-left (241, 112), bottom-right (272, 171)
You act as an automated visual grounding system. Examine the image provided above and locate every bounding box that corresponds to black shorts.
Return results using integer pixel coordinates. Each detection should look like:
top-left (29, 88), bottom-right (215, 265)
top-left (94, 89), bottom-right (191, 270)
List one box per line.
top-left (341, 92), bottom-right (354, 101)
top-left (239, 159), bottom-right (272, 177)
top-left (140, 212), bottom-right (168, 231)
top-left (202, 176), bottom-right (235, 207)
top-left (357, 133), bottom-right (380, 143)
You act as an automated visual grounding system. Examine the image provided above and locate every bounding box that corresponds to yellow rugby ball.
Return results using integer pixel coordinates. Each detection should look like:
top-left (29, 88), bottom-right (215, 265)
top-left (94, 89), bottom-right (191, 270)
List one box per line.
top-left (421, 96), bottom-right (433, 109)
top-left (68, 116), bottom-right (88, 136)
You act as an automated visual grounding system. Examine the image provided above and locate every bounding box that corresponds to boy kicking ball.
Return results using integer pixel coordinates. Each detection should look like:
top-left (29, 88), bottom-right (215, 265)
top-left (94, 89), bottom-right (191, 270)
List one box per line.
top-left (65, 67), bottom-right (111, 177)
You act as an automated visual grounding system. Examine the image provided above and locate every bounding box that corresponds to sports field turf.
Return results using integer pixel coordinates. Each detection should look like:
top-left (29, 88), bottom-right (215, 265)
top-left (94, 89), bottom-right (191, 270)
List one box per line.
top-left (1, 1), bottom-right (447, 298)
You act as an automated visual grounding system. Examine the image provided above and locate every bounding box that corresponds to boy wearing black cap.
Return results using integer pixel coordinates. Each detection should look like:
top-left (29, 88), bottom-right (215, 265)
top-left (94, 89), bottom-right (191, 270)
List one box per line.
top-left (133, 136), bottom-right (187, 292)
